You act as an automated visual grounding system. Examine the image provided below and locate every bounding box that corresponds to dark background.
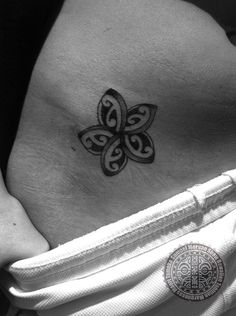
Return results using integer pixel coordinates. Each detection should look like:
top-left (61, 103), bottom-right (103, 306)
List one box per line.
top-left (1, 1), bottom-right (64, 312)
top-left (1, 0), bottom-right (236, 176)
top-left (1, 0), bottom-right (236, 313)
top-left (1, 0), bottom-right (65, 178)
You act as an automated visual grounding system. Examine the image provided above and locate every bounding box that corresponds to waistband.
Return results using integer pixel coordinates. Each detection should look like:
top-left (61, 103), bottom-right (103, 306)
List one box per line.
top-left (1, 169), bottom-right (236, 311)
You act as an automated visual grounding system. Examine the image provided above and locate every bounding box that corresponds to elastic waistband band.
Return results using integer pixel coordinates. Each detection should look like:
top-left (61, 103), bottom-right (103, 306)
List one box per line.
top-left (4, 169), bottom-right (236, 291)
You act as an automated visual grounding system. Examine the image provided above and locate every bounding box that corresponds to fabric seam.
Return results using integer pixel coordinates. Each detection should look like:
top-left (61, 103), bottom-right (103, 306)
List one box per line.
top-left (10, 192), bottom-right (236, 284)
top-left (10, 189), bottom-right (234, 274)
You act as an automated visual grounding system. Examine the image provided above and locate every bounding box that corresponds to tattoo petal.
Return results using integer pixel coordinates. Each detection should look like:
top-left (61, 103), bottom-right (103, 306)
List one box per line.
top-left (97, 89), bottom-right (127, 132)
top-left (78, 126), bottom-right (113, 155)
top-left (101, 135), bottom-right (127, 176)
top-left (124, 132), bottom-right (155, 163)
top-left (125, 104), bottom-right (157, 134)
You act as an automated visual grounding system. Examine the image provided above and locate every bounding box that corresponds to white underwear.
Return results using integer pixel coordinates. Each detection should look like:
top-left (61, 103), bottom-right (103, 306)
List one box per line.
top-left (1, 170), bottom-right (236, 316)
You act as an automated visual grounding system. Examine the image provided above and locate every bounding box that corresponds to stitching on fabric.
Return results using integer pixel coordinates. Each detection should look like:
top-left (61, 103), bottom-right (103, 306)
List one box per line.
top-left (11, 201), bottom-right (196, 272)
top-left (11, 191), bottom-right (236, 284)
top-left (10, 202), bottom-right (236, 290)
top-left (205, 184), bottom-right (232, 201)
top-left (11, 188), bottom-right (236, 275)
top-left (10, 212), bottom-right (201, 286)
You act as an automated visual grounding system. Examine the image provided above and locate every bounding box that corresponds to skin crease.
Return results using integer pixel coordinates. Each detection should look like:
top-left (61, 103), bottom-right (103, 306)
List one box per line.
top-left (6, 0), bottom-right (236, 247)
top-left (0, 170), bottom-right (49, 267)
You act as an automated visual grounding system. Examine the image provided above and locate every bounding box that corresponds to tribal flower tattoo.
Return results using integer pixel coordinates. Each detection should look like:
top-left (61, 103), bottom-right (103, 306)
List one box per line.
top-left (78, 89), bottom-right (158, 176)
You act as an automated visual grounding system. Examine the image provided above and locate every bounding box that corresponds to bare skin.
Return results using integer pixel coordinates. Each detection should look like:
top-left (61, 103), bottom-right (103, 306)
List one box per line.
top-left (7, 0), bottom-right (236, 248)
top-left (0, 170), bottom-right (49, 267)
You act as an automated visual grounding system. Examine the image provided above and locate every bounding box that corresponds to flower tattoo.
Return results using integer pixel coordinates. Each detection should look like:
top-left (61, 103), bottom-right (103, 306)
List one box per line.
top-left (78, 89), bottom-right (158, 176)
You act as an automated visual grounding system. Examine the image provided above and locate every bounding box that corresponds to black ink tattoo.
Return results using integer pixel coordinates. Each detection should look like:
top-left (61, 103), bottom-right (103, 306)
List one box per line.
top-left (78, 89), bottom-right (158, 176)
